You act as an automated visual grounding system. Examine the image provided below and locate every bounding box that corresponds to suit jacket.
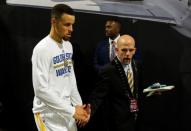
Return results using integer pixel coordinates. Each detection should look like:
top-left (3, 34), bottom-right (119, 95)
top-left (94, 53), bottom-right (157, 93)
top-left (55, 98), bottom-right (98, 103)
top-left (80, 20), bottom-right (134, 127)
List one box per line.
top-left (94, 39), bottom-right (110, 72)
top-left (89, 57), bottom-right (143, 131)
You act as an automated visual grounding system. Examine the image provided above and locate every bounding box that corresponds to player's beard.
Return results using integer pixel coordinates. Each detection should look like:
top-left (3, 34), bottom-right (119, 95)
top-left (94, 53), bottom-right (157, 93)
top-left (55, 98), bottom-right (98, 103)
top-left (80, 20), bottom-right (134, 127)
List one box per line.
top-left (63, 37), bottom-right (70, 41)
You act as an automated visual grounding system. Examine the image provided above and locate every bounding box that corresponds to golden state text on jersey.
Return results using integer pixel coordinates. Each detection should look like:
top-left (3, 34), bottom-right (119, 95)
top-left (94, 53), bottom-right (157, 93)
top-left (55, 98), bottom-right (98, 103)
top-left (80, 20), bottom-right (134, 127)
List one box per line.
top-left (52, 52), bottom-right (73, 77)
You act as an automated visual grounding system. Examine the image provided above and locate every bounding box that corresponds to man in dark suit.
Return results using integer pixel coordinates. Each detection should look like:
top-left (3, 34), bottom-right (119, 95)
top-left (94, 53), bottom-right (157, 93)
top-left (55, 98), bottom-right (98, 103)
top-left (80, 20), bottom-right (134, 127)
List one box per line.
top-left (87, 35), bottom-right (143, 131)
top-left (94, 18), bottom-right (121, 72)
top-left (88, 18), bottom-right (122, 131)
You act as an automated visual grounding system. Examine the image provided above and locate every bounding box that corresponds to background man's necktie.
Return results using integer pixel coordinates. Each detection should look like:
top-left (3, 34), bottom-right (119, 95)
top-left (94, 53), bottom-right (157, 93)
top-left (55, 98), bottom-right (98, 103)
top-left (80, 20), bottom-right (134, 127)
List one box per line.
top-left (127, 68), bottom-right (134, 93)
top-left (110, 40), bottom-right (116, 61)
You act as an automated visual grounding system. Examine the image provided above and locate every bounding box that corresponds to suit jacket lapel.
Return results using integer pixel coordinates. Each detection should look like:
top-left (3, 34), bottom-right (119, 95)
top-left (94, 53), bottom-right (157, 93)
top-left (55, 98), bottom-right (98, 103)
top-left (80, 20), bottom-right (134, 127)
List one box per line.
top-left (106, 39), bottom-right (110, 61)
top-left (112, 57), bottom-right (134, 98)
top-left (132, 60), bottom-right (139, 98)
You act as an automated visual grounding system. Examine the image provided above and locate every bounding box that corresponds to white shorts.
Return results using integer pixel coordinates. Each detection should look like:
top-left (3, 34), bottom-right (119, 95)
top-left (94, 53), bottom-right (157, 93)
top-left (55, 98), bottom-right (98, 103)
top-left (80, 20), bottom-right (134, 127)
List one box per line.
top-left (34, 110), bottom-right (77, 131)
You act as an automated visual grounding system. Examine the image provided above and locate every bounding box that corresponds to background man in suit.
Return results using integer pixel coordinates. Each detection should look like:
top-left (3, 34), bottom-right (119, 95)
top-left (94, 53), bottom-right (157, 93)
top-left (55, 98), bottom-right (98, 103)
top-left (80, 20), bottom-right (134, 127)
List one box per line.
top-left (94, 18), bottom-right (121, 72)
top-left (87, 34), bottom-right (143, 131)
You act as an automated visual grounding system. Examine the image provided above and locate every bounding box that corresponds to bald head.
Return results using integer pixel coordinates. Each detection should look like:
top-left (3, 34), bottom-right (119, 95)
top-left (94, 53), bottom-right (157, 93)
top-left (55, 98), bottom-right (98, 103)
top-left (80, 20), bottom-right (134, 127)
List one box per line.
top-left (116, 35), bottom-right (136, 64)
top-left (117, 35), bottom-right (135, 48)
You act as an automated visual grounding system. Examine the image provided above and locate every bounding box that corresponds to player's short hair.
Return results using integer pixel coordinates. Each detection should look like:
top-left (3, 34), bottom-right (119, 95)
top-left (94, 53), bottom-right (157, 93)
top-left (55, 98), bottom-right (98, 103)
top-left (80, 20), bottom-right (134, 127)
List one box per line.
top-left (51, 4), bottom-right (75, 19)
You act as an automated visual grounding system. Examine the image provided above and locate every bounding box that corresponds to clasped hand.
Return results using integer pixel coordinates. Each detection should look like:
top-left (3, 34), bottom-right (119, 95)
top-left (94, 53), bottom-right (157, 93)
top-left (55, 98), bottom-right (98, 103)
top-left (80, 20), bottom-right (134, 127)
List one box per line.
top-left (73, 104), bottom-right (91, 127)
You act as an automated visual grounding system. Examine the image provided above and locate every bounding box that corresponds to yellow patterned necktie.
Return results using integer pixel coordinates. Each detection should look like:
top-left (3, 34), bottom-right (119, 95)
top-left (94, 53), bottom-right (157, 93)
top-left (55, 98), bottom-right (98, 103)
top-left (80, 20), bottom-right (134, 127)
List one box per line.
top-left (127, 68), bottom-right (134, 93)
